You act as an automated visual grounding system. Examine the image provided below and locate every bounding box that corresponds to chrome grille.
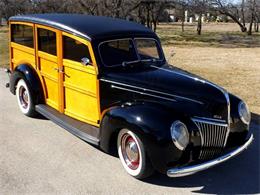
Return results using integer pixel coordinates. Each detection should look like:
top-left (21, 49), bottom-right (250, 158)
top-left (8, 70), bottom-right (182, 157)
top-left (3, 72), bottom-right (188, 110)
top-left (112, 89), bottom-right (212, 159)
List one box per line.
top-left (192, 118), bottom-right (229, 160)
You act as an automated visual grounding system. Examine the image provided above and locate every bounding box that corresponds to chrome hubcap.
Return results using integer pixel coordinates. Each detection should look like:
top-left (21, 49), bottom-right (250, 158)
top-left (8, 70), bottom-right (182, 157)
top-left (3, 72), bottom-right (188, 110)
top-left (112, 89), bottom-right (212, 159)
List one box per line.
top-left (121, 134), bottom-right (140, 170)
top-left (19, 86), bottom-right (28, 109)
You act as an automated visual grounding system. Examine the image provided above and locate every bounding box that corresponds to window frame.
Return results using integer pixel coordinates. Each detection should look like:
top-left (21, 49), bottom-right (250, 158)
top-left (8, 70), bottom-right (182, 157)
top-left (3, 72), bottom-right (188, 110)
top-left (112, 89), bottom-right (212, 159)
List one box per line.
top-left (98, 37), bottom-right (165, 68)
top-left (61, 31), bottom-right (97, 70)
top-left (62, 34), bottom-right (93, 64)
top-left (134, 37), bottom-right (164, 61)
top-left (37, 26), bottom-right (57, 56)
top-left (10, 22), bottom-right (34, 49)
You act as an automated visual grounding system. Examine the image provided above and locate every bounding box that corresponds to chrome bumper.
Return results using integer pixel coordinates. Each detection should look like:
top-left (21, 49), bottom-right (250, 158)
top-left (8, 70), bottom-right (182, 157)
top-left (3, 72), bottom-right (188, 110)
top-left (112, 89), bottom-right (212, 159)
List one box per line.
top-left (167, 134), bottom-right (254, 177)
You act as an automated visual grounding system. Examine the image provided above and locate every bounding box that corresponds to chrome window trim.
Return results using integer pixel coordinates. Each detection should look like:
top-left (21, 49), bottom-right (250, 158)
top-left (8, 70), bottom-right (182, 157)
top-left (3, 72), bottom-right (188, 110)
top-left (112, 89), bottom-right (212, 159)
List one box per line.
top-left (100, 79), bottom-right (204, 105)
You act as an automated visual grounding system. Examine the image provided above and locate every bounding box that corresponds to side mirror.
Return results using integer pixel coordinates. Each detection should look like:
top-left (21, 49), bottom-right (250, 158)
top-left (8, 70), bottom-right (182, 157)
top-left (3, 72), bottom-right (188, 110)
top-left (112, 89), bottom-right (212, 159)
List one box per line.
top-left (81, 57), bottom-right (92, 66)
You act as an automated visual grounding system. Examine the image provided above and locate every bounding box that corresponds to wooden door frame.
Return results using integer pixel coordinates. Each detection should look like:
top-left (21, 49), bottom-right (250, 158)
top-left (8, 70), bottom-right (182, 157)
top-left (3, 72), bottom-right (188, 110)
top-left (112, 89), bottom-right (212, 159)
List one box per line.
top-left (61, 32), bottom-right (101, 126)
top-left (35, 24), bottom-right (62, 111)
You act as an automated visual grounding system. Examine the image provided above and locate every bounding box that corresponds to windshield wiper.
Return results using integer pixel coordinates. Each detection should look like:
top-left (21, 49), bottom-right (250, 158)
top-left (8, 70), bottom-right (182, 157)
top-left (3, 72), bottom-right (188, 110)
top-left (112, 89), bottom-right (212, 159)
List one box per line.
top-left (121, 60), bottom-right (141, 67)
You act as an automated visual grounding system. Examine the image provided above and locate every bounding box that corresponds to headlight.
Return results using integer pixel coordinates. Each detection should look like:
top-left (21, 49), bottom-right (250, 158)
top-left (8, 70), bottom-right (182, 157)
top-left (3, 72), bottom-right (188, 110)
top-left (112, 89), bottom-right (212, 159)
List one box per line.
top-left (238, 101), bottom-right (251, 125)
top-left (170, 121), bottom-right (189, 150)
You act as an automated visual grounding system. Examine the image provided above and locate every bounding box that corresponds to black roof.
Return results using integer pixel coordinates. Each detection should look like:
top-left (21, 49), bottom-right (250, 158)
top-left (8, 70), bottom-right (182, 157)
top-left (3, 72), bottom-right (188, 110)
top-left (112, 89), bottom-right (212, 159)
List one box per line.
top-left (9, 14), bottom-right (155, 41)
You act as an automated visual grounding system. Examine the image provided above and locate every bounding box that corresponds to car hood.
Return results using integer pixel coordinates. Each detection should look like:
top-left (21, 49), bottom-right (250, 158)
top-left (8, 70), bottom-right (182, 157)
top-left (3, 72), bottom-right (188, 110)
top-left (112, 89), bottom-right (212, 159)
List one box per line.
top-left (102, 64), bottom-right (230, 121)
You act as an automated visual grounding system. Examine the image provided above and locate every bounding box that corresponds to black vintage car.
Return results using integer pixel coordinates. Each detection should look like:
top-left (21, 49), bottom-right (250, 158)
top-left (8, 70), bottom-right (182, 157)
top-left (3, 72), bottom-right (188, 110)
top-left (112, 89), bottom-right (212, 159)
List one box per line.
top-left (7, 14), bottom-right (253, 179)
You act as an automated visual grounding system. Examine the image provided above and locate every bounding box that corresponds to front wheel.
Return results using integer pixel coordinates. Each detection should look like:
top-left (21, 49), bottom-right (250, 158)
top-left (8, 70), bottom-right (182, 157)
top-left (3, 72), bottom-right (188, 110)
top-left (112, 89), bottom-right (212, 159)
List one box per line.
top-left (16, 79), bottom-right (36, 117)
top-left (117, 129), bottom-right (154, 179)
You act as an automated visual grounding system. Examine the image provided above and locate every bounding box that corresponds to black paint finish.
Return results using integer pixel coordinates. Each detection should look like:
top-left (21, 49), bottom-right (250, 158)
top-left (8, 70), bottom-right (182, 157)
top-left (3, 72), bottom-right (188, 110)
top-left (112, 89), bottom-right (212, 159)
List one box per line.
top-left (98, 64), bottom-right (249, 173)
top-left (10, 64), bottom-right (44, 105)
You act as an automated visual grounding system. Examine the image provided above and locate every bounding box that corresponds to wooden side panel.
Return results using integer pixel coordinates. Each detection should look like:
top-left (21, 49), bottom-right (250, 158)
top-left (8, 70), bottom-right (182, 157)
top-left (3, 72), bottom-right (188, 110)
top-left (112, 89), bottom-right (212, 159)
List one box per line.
top-left (38, 51), bottom-right (59, 109)
top-left (63, 60), bottom-right (99, 125)
top-left (11, 43), bottom-right (35, 69)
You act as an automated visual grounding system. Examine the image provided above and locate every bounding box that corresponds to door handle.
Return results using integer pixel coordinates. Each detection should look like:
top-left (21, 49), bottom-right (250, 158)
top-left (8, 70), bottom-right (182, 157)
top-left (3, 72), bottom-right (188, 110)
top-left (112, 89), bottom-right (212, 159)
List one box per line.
top-left (53, 67), bottom-right (64, 73)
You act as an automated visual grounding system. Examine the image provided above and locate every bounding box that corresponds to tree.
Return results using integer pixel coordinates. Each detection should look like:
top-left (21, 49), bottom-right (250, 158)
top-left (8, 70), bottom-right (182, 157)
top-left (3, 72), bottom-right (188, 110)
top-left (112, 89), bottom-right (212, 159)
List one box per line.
top-left (210, 0), bottom-right (248, 32)
top-left (190, 0), bottom-right (209, 35)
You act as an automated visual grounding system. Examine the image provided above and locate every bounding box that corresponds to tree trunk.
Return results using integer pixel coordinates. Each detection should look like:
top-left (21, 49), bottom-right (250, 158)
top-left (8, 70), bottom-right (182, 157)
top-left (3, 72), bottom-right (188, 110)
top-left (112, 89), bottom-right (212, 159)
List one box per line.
top-left (248, 13), bottom-right (254, 35)
top-left (241, 0), bottom-right (246, 27)
top-left (197, 14), bottom-right (202, 35)
top-left (181, 7), bottom-right (185, 32)
top-left (152, 20), bottom-right (157, 32)
top-left (218, 10), bottom-right (247, 32)
top-left (254, 19), bottom-right (258, 32)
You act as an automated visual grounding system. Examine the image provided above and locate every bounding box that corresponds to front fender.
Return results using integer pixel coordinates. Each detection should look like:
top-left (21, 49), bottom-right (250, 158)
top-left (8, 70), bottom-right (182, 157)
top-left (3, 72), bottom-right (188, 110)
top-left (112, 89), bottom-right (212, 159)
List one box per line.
top-left (99, 101), bottom-right (190, 173)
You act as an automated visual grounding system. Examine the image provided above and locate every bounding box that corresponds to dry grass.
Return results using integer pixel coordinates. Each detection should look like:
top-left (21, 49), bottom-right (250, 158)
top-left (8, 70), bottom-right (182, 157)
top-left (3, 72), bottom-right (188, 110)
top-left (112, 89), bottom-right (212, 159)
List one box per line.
top-left (164, 46), bottom-right (260, 114)
top-left (157, 23), bottom-right (260, 48)
top-left (0, 26), bottom-right (9, 68)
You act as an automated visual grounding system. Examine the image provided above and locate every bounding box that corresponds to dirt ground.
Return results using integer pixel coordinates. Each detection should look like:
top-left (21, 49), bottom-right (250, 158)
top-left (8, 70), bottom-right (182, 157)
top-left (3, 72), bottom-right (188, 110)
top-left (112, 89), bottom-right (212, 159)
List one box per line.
top-left (164, 46), bottom-right (260, 114)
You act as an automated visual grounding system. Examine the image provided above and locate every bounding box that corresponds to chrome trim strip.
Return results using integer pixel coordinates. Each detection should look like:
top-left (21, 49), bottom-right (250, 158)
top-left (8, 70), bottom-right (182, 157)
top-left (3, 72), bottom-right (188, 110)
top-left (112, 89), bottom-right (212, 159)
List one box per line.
top-left (192, 118), bottom-right (228, 127)
top-left (111, 85), bottom-right (177, 102)
top-left (10, 16), bottom-right (91, 40)
top-left (192, 116), bottom-right (226, 123)
top-left (167, 134), bottom-right (253, 177)
top-left (100, 79), bottom-right (204, 105)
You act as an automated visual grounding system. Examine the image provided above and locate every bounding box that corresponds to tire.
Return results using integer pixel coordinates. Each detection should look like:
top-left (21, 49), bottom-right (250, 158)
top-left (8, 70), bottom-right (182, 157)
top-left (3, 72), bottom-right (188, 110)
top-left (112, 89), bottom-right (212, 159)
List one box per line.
top-left (117, 128), bottom-right (154, 179)
top-left (16, 79), bottom-right (36, 117)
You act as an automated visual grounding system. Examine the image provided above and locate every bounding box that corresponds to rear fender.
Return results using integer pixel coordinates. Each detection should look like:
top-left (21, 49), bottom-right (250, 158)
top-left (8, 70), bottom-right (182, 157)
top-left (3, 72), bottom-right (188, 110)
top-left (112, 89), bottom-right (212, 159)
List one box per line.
top-left (10, 64), bottom-right (44, 104)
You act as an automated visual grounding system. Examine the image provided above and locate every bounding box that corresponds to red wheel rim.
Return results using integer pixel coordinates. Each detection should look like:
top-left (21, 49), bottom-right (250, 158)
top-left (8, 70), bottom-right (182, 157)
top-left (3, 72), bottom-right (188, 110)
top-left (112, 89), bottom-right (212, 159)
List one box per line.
top-left (19, 86), bottom-right (29, 109)
top-left (121, 134), bottom-right (140, 170)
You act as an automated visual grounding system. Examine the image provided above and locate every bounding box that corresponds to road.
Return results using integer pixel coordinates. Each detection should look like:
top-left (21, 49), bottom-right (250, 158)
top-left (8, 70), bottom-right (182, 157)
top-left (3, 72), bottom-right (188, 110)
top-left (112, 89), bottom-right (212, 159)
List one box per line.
top-left (0, 69), bottom-right (259, 194)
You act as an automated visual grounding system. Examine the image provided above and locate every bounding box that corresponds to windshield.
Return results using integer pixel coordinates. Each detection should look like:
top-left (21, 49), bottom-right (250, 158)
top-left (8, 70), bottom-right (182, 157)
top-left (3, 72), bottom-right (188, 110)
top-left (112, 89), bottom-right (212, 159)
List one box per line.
top-left (99, 38), bottom-right (163, 67)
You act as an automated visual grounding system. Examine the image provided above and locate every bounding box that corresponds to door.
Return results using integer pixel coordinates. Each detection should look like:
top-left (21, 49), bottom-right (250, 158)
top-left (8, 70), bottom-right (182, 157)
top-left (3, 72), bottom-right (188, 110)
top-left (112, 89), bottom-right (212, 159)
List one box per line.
top-left (36, 25), bottom-right (60, 110)
top-left (61, 32), bottom-right (100, 126)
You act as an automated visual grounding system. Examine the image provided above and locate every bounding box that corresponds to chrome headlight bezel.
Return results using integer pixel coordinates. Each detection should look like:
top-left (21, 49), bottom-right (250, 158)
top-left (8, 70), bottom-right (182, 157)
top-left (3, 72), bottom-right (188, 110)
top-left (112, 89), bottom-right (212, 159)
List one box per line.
top-left (170, 121), bottom-right (190, 151)
top-left (238, 101), bottom-right (251, 125)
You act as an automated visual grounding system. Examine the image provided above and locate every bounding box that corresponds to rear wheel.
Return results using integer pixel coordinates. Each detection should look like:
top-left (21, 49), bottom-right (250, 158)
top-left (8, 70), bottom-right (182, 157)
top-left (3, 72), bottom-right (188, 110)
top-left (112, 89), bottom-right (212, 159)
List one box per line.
top-left (16, 79), bottom-right (36, 117)
top-left (117, 128), bottom-right (154, 179)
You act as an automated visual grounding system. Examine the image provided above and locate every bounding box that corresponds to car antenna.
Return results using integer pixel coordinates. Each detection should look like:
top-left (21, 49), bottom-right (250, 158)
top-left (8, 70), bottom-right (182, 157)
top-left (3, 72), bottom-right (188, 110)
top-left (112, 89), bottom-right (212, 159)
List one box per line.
top-left (167, 49), bottom-right (176, 64)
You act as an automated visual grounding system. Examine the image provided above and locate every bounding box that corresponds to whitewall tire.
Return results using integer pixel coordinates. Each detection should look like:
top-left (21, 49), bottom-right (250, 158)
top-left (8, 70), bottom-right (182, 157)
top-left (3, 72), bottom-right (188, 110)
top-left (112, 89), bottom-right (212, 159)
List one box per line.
top-left (16, 79), bottom-right (35, 117)
top-left (117, 128), bottom-right (154, 179)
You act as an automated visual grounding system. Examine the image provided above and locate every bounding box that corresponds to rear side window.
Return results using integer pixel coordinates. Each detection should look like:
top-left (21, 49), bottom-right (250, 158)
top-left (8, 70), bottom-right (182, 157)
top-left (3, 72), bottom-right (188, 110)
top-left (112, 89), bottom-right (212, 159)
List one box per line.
top-left (38, 28), bottom-right (57, 55)
top-left (11, 24), bottom-right (34, 48)
top-left (63, 35), bottom-right (92, 63)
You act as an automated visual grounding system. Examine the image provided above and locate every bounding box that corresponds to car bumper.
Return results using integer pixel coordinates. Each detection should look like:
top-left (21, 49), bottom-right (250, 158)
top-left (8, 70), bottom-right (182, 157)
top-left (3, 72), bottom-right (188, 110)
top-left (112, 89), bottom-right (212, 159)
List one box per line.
top-left (167, 133), bottom-right (253, 177)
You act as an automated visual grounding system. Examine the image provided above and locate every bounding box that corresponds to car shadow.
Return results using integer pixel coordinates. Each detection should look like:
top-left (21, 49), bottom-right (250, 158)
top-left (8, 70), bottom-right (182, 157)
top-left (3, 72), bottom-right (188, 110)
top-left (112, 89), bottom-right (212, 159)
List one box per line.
top-left (143, 113), bottom-right (260, 194)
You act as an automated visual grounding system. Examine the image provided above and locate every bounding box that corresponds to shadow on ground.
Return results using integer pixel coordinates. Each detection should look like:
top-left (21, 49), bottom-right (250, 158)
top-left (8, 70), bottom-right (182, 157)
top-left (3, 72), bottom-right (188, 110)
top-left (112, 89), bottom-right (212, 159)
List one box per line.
top-left (143, 113), bottom-right (260, 194)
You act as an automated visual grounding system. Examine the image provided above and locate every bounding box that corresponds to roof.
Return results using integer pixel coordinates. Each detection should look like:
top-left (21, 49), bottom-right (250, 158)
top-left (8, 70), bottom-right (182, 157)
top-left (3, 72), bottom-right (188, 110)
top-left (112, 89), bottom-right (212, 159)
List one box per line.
top-left (9, 14), bottom-right (155, 41)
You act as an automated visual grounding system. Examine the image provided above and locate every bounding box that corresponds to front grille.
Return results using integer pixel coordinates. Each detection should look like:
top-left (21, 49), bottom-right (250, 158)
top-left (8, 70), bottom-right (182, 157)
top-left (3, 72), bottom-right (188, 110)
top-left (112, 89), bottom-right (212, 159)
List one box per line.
top-left (192, 118), bottom-right (229, 160)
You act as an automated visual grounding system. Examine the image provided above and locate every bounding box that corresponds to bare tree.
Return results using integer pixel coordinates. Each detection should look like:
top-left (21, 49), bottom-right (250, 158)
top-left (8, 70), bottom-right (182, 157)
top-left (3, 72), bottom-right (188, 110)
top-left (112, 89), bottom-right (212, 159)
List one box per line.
top-left (191, 0), bottom-right (209, 35)
top-left (210, 0), bottom-right (247, 32)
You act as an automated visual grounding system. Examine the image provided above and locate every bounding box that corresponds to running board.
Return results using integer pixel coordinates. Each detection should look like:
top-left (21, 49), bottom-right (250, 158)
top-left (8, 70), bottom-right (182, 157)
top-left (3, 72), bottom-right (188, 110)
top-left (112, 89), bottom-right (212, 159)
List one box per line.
top-left (35, 104), bottom-right (100, 146)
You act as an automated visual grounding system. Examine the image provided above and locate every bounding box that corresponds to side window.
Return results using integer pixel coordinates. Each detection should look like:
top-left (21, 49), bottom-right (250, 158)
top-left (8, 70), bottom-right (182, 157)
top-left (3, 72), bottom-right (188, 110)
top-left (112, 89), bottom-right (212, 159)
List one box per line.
top-left (38, 28), bottom-right (57, 55)
top-left (63, 35), bottom-right (92, 63)
top-left (11, 24), bottom-right (34, 48)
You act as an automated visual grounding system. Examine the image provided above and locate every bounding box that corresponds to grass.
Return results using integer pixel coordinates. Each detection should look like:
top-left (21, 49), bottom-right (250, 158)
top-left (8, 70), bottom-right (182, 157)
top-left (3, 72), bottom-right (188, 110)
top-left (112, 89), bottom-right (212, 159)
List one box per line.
top-left (0, 23), bottom-right (259, 114)
top-left (0, 26), bottom-right (9, 68)
top-left (157, 23), bottom-right (260, 48)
